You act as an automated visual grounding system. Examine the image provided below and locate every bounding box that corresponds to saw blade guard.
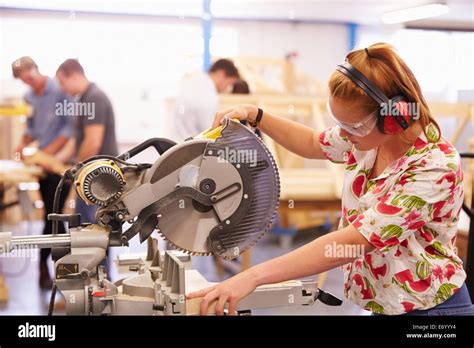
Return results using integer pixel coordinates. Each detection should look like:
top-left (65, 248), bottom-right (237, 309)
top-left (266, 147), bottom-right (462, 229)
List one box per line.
top-left (152, 119), bottom-right (280, 259)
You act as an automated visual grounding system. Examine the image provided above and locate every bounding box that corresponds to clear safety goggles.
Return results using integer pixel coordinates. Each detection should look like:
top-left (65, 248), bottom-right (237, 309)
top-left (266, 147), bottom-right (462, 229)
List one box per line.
top-left (326, 100), bottom-right (377, 137)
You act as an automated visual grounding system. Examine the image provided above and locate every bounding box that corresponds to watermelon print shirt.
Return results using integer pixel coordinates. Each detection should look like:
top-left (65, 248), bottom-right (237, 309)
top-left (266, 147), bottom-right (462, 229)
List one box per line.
top-left (319, 125), bottom-right (466, 315)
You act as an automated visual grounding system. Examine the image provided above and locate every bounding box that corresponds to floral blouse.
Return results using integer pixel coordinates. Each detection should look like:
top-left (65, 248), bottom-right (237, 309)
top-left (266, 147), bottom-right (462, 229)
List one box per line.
top-left (319, 125), bottom-right (466, 315)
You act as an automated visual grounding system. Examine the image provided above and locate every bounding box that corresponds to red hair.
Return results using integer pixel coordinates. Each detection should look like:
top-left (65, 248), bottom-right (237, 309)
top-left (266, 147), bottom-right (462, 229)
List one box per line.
top-left (328, 42), bottom-right (440, 142)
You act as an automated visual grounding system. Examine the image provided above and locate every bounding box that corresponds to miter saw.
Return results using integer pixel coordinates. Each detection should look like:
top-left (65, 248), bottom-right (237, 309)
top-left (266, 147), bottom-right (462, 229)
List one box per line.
top-left (0, 119), bottom-right (341, 315)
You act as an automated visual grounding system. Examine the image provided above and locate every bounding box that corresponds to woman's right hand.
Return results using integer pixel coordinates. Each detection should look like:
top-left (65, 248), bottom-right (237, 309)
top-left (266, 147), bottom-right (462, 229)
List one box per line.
top-left (212, 104), bottom-right (258, 129)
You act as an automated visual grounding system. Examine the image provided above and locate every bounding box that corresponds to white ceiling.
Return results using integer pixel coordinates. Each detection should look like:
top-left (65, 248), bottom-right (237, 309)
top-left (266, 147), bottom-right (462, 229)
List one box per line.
top-left (212, 0), bottom-right (474, 25)
top-left (0, 0), bottom-right (473, 26)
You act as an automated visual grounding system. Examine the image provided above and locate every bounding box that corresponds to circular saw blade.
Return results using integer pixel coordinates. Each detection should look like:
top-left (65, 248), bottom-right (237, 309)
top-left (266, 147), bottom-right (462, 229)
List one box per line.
top-left (206, 119), bottom-right (280, 259)
top-left (156, 197), bottom-right (218, 255)
top-left (155, 120), bottom-right (280, 258)
top-left (154, 138), bottom-right (245, 255)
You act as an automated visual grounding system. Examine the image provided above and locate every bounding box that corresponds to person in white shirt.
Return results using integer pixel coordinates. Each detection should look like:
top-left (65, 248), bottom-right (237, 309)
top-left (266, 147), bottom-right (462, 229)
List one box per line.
top-left (172, 59), bottom-right (240, 141)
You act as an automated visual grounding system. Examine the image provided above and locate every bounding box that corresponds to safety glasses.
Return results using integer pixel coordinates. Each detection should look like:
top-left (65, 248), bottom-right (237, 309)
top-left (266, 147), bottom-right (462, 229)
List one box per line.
top-left (326, 100), bottom-right (377, 137)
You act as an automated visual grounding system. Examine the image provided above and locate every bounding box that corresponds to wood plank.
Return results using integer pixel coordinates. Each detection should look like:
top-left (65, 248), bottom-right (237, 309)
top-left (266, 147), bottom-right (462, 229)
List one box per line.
top-left (0, 275), bottom-right (9, 305)
top-left (186, 297), bottom-right (217, 315)
top-left (23, 150), bottom-right (69, 176)
top-left (185, 280), bottom-right (304, 315)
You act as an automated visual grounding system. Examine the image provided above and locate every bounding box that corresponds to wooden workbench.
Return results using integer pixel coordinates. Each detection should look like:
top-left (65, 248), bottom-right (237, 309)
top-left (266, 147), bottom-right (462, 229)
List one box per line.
top-left (0, 160), bottom-right (42, 305)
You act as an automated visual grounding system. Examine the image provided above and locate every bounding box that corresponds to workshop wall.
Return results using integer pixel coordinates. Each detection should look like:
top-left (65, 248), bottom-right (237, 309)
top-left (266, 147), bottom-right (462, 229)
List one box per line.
top-left (0, 11), bottom-right (349, 145)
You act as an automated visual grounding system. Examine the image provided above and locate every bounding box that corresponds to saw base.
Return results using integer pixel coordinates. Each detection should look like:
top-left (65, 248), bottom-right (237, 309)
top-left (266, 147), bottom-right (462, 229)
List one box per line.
top-left (100, 246), bottom-right (321, 315)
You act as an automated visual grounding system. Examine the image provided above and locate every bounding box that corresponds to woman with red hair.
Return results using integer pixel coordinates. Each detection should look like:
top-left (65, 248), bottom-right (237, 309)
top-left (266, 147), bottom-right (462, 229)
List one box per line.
top-left (188, 43), bottom-right (473, 316)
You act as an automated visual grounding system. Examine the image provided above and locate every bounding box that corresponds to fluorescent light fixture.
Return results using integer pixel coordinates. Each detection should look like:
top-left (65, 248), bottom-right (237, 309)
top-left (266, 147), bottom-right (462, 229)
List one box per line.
top-left (381, 3), bottom-right (449, 24)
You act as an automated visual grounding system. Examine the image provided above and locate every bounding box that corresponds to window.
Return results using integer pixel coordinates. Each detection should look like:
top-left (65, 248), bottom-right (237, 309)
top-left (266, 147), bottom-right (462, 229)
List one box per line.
top-left (0, 14), bottom-right (239, 142)
top-left (358, 28), bottom-right (474, 102)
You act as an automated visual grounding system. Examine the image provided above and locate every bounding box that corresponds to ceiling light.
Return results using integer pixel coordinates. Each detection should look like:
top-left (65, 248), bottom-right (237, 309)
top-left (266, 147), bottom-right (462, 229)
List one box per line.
top-left (381, 3), bottom-right (449, 24)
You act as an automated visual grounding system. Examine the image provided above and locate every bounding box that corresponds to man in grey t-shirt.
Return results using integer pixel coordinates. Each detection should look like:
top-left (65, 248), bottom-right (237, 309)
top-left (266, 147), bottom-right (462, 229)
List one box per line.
top-left (56, 59), bottom-right (118, 224)
top-left (75, 83), bottom-right (118, 158)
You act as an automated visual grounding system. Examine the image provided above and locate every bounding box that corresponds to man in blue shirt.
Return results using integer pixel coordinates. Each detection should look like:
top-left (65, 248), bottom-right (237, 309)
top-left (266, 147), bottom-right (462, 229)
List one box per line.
top-left (12, 56), bottom-right (73, 289)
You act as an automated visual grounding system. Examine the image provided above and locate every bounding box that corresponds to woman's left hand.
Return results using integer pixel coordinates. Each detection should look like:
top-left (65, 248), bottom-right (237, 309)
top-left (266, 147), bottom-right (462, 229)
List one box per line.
top-left (186, 270), bottom-right (258, 315)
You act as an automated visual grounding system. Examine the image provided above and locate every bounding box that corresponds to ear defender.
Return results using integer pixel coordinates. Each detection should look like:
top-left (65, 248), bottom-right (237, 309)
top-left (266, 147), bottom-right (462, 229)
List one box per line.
top-left (336, 61), bottom-right (415, 135)
top-left (377, 95), bottom-right (413, 135)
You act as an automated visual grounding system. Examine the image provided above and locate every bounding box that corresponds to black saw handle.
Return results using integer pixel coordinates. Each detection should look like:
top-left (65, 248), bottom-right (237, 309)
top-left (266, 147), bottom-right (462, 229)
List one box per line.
top-left (117, 138), bottom-right (176, 160)
top-left (316, 289), bottom-right (343, 306)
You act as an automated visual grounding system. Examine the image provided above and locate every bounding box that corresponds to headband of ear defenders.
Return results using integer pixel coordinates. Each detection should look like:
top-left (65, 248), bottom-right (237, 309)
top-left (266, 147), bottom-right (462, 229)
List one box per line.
top-left (336, 61), bottom-right (388, 106)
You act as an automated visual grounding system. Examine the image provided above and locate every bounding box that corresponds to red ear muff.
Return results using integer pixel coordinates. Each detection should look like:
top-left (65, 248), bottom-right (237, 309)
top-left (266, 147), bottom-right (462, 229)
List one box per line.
top-left (379, 98), bottom-right (413, 135)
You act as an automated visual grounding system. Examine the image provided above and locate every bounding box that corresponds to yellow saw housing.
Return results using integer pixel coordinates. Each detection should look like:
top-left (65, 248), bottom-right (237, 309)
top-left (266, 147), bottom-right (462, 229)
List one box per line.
top-left (193, 118), bottom-right (240, 140)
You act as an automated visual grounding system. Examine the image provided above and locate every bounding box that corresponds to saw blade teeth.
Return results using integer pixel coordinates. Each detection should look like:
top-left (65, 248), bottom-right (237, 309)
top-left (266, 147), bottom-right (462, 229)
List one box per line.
top-left (214, 123), bottom-right (280, 258)
top-left (157, 232), bottom-right (212, 256)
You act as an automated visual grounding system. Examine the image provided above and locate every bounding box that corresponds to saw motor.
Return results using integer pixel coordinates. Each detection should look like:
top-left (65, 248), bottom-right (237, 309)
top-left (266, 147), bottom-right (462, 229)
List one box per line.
top-left (74, 159), bottom-right (125, 206)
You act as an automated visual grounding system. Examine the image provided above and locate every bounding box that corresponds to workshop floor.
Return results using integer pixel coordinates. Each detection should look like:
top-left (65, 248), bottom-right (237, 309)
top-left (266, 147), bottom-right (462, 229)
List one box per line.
top-left (0, 220), bottom-right (368, 315)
